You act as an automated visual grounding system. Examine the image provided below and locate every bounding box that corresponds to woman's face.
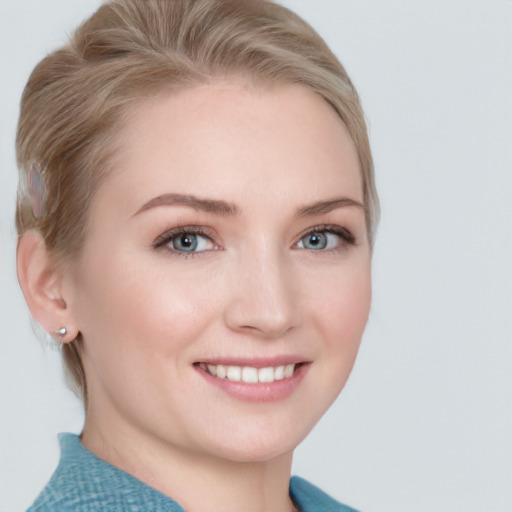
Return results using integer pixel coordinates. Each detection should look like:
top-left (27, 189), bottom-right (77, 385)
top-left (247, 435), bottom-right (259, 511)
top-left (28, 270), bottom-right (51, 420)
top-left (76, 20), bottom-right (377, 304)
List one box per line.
top-left (67, 81), bottom-right (371, 462)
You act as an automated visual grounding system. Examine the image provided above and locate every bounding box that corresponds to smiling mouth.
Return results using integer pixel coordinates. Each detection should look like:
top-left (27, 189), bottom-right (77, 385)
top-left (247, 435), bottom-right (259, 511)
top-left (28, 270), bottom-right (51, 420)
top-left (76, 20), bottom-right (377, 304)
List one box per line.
top-left (196, 362), bottom-right (302, 384)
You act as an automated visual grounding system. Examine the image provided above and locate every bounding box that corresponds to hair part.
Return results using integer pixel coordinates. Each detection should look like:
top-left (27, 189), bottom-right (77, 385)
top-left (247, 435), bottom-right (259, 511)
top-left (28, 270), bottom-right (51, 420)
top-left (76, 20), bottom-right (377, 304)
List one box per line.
top-left (16, 0), bottom-right (379, 403)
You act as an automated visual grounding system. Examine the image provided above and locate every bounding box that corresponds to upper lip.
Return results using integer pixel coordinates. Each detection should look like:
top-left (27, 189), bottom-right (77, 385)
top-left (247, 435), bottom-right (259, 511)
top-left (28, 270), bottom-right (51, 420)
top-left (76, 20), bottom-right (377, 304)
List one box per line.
top-left (194, 356), bottom-right (308, 368)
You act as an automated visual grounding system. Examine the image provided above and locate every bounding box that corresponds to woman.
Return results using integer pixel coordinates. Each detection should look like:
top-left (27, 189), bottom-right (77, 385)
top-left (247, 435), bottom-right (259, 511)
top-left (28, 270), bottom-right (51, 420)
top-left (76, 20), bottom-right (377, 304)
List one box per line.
top-left (15, 0), bottom-right (378, 510)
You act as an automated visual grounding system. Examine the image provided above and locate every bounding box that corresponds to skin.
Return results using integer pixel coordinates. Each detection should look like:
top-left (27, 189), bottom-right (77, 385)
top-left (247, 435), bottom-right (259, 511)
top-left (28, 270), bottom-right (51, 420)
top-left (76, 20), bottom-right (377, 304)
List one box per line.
top-left (20, 81), bottom-right (372, 512)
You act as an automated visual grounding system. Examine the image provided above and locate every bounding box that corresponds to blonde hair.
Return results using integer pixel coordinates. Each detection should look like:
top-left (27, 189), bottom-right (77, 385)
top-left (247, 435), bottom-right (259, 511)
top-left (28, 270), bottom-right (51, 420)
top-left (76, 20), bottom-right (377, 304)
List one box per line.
top-left (16, 0), bottom-right (379, 402)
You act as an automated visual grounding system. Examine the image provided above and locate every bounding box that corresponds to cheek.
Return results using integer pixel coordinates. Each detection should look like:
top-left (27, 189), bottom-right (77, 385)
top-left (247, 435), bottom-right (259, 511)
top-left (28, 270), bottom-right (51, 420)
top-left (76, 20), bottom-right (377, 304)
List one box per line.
top-left (72, 258), bottom-right (225, 429)
top-left (73, 255), bottom-right (221, 376)
top-left (311, 256), bottom-right (372, 342)
top-left (307, 256), bottom-right (371, 389)
top-left (279, 256), bottom-right (371, 439)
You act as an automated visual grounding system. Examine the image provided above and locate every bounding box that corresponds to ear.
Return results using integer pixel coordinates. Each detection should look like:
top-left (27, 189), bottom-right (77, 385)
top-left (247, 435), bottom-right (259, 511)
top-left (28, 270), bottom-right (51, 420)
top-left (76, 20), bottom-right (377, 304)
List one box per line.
top-left (17, 231), bottom-right (78, 343)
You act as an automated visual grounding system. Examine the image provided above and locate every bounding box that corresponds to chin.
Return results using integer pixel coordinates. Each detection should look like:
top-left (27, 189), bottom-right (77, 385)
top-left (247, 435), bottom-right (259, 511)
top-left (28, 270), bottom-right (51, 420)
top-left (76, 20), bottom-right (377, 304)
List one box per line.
top-left (192, 413), bottom-right (316, 464)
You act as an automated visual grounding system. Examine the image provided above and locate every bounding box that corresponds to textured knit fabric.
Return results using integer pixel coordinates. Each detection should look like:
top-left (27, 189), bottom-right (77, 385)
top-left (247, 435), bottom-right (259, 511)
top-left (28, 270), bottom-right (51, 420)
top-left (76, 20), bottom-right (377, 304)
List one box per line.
top-left (28, 433), bottom-right (359, 512)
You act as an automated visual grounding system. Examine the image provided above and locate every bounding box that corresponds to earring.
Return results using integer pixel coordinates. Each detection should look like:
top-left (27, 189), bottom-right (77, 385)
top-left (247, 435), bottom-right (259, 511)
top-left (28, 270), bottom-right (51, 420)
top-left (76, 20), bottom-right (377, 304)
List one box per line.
top-left (56, 327), bottom-right (68, 336)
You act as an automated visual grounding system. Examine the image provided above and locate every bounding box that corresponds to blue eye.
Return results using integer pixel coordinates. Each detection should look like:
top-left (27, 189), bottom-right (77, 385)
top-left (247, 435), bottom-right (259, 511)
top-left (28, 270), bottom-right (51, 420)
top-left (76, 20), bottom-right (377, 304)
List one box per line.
top-left (297, 228), bottom-right (354, 251)
top-left (154, 228), bottom-right (215, 254)
top-left (172, 233), bottom-right (199, 252)
top-left (171, 232), bottom-right (213, 253)
top-left (301, 232), bottom-right (329, 250)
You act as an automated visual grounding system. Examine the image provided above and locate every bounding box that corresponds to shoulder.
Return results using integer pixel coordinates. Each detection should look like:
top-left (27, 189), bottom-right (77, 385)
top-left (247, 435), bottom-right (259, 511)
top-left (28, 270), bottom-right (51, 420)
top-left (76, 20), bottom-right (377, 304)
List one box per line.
top-left (27, 433), bottom-right (184, 512)
top-left (290, 476), bottom-right (360, 512)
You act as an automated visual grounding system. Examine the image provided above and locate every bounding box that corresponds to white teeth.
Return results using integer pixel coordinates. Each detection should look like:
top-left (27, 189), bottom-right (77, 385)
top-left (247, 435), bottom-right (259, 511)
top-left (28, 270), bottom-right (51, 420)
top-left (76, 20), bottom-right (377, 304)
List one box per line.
top-left (242, 366), bottom-right (258, 383)
top-left (201, 363), bottom-right (297, 383)
top-left (274, 365), bottom-right (285, 380)
top-left (258, 367), bottom-right (275, 383)
top-left (216, 364), bottom-right (227, 379)
top-left (227, 366), bottom-right (241, 381)
top-left (284, 364), bottom-right (295, 378)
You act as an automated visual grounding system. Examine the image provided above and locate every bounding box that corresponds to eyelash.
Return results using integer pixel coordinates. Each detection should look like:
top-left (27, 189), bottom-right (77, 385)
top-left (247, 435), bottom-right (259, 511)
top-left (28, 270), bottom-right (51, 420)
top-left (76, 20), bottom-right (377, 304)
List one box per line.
top-left (153, 226), bottom-right (218, 256)
top-left (152, 224), bottom-right (356, 257)
top-left (295, 224), bottom-right (356, 251)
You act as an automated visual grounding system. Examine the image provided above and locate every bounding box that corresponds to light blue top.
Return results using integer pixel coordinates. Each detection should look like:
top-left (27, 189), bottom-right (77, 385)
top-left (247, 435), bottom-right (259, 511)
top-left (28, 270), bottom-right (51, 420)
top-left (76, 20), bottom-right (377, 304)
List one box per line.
top-left (28, 433), bottom-right (359, 512)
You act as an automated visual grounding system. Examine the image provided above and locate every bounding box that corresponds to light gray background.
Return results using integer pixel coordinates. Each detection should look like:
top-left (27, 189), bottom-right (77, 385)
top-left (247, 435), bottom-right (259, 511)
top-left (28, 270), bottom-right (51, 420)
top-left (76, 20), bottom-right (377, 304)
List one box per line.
top-left (1, 1), bottom-right (511, 511)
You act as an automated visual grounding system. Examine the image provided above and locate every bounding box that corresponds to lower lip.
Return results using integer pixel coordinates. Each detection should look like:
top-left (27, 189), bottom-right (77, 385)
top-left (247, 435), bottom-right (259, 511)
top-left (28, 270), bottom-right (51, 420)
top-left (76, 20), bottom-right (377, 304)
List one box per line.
top-left (194, 363), bottom-right (310, 403)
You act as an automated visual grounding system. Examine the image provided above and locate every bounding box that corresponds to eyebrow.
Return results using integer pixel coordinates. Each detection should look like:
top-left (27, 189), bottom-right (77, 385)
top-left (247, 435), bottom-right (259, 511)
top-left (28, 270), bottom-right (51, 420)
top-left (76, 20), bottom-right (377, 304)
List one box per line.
top-left (295, 197), bottom-right (365, 217)
top-left (133, 193), bottom-right (364, 218)
top-left (133, 193), bottom-right (239, 217)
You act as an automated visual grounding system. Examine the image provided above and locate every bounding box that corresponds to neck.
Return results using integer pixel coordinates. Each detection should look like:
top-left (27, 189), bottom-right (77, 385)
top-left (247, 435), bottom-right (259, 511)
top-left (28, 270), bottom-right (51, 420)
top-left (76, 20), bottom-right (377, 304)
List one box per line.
top-left (81, 419), bottom-right (296, 512)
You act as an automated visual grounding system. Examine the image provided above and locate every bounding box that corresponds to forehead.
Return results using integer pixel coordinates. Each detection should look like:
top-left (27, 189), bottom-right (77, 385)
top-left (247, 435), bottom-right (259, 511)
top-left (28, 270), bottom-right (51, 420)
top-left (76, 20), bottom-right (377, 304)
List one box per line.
top-left (100, 80), bottom-right (362, 213)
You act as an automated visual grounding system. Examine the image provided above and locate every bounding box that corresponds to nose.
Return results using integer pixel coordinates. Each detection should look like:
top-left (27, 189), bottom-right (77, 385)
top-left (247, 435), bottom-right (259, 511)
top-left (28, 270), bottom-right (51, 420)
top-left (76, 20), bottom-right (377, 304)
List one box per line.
top-left (223, 245), bottom-right (302, 339)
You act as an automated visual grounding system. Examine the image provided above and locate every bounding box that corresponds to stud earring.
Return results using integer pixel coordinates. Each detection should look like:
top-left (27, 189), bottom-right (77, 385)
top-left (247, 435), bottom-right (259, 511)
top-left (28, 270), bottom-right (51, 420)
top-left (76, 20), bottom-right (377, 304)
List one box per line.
top-left (56, 327), bottom-right (68, 336)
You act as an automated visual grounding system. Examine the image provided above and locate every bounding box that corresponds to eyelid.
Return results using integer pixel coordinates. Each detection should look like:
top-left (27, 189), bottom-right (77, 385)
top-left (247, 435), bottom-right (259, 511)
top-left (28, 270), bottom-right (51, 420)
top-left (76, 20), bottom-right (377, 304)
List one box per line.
top-left (294, 224), bottom-right (356, 248)
top-left (153, 225), bottom-right (219, 251)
